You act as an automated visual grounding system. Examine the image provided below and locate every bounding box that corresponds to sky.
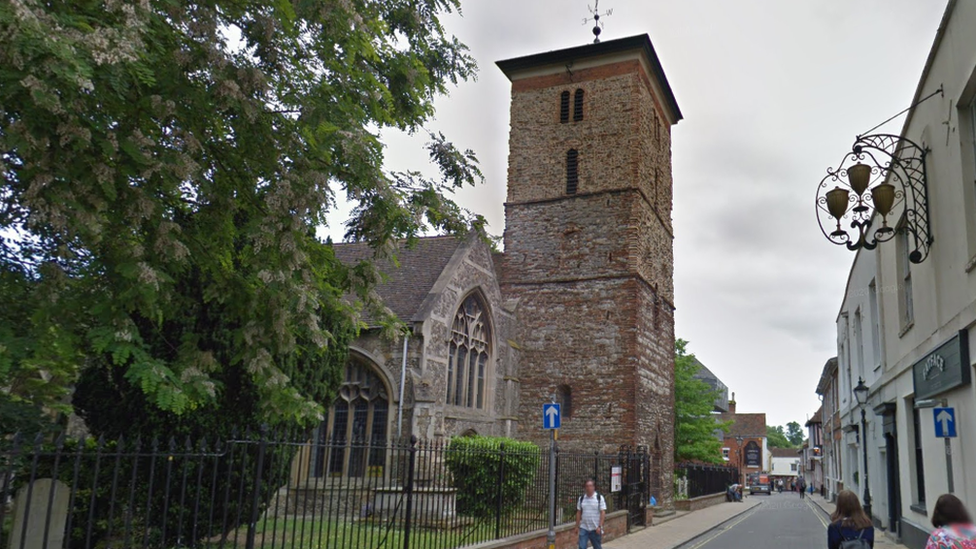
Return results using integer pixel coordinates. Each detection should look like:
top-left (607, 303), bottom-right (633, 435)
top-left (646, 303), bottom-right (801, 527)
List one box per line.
top-left (323, 0), bottom-right (950, 428)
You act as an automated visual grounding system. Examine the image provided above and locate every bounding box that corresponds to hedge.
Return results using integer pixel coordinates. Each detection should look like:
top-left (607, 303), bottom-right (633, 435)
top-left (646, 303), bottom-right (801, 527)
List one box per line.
top-left (444, 436), bottom-right (540, 518)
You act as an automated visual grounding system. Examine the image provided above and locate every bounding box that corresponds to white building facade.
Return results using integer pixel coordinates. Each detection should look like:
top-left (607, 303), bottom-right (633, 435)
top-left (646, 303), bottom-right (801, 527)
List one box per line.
top-left (831, 2), bottom-right (976, 547)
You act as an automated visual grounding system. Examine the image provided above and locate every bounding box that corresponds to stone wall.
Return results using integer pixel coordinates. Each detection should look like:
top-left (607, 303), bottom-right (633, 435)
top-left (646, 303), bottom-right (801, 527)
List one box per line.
top-left (340, 236), bottom-right (518, 444)
top-left (674, 493), bottom-right (728, 512)
top-left (501, 50), bottom-right (676, 503)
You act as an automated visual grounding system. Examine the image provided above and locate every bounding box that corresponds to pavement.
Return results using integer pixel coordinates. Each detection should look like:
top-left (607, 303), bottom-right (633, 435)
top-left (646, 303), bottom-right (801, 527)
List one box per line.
top-left (606, 491), bottom-right (910, 549)
top-left (807, 493), bottom-right (908, 549)
top-left (604, 495), bottom-right (762, 549)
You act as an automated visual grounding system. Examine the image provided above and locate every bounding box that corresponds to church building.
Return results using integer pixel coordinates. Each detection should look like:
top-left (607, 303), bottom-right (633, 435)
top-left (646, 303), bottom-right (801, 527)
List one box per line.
top-left (318, 35), bottom-right (682, 492)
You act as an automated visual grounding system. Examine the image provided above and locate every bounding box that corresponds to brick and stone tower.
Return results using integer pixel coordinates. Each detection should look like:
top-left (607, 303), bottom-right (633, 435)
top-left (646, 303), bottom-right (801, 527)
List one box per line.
top-left (497, 35), bottom-right (682, 500)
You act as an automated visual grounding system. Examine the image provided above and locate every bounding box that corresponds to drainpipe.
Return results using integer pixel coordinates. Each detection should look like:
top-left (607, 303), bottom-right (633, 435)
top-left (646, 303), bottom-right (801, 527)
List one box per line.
top-left (397, 334), bottom-right (409, 439)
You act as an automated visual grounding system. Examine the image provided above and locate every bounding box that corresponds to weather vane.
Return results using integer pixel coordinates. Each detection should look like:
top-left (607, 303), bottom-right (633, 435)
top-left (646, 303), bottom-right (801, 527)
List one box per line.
top-left (583, 0), bottom-right (613, 44)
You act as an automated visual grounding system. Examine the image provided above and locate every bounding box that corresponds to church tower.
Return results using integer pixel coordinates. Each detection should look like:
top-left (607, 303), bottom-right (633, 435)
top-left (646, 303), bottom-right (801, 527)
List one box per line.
top-left (497, 35), bottom-right (682, 498)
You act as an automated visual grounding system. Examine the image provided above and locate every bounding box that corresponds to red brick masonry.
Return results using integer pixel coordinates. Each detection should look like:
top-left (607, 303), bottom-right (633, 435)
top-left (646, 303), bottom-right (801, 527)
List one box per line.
top-left (467, 510), bottom-right (630, 549)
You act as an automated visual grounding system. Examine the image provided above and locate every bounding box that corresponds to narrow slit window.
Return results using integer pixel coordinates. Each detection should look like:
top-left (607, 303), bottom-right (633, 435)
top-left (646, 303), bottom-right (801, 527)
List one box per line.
top-left (566, 149), bottom-right (579, 195)
top-left (573, 89), bottom-right (584, 121)
top-left (560, 91), bottom-right (570, 123)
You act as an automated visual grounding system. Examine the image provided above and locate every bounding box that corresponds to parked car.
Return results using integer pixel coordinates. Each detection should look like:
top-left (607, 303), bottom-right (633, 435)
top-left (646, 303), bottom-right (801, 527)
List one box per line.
top-left (749, 473), bottom-right (772, 495)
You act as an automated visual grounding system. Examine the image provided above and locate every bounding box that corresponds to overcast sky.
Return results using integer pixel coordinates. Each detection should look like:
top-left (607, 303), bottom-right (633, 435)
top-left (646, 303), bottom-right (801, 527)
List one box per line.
top-left (324, 1), bottom-right (949, 428)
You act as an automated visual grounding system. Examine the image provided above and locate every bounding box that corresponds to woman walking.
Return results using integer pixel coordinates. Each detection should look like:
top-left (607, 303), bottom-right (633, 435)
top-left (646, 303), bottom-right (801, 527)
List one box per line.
top-left (827, 490), bottom-right (874, 549)
top-left (926, 494), bottom-right (976, 549)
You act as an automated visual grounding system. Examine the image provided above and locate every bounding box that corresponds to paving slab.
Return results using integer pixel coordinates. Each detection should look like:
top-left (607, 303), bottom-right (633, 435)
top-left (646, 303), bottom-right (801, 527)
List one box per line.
top-left (604, 497), bottom-right (762, 549)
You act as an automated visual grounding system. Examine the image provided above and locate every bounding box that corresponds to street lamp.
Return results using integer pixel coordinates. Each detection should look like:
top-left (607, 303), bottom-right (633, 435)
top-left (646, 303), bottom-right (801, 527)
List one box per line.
top-left (853, 377), bottom-right (872, 519)
top-left (735, 435), bottom-right (744, 485)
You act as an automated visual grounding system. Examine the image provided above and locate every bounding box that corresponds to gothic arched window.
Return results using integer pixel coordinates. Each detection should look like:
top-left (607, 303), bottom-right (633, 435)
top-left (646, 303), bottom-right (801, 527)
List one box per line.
top-left (446, 294), bottom-right (492, 409)
top-left (316, 358), bottom-right (389, 477)
top-left (573, 89), bottom-right (585, 121)
top-left (560, 91), bottom-right (571, 123)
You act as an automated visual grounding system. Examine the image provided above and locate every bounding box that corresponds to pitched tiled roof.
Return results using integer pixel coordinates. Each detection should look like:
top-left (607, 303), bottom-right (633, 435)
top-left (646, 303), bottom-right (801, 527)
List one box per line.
top-left (718, 412), bottom-right (766, 438)
top-left (770, 448), bottom-right (801, 458)
top-left (332, 236), bottom-right (464, 321)
top-left (806, 405), bottom-right (824, 426)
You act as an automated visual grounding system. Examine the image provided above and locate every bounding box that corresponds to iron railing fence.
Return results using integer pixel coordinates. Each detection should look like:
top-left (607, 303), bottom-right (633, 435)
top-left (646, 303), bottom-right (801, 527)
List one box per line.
top-left (0, 431), bottom-right (649, 549)
top-left (675, 463), bottom-right (739, 499)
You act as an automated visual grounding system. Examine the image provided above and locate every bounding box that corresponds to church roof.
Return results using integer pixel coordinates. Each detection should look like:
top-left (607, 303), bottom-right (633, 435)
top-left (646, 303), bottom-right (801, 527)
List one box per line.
top-left (332, 236), bottom-right (466, 322)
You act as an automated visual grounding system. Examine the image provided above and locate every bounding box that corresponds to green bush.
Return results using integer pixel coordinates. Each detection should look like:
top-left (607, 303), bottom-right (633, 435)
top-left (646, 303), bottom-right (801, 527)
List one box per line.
top-left (444, 436), bottom-right (540, 518)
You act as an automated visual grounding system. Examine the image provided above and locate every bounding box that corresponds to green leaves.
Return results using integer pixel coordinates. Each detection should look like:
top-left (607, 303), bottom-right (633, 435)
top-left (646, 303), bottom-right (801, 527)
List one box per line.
top-left (1, 0), bottom-right (482, 431)
top-left (674, 339), bottom-right (731, 464)
top-left (444, 436), bottom-right (540, 518)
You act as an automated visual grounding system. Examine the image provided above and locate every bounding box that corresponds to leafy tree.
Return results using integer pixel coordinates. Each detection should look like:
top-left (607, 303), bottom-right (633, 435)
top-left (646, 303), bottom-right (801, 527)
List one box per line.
top-left (0, 0), bottom-right (483, 432)
top-left (674, 339), bottom-right (731, 464)
top-left (444, 436), bottom-right (540, 518)
top-left (767, 425), bottom-right (793, 449)
top-left (786, 421), bottom-right (805, 447)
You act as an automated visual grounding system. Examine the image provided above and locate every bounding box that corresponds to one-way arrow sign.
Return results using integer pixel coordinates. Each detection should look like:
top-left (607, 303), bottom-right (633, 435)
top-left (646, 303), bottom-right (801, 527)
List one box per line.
top-left (934, 407), bottom-right (957, 438)
top-left (543, 403), bottom-right (561, 430)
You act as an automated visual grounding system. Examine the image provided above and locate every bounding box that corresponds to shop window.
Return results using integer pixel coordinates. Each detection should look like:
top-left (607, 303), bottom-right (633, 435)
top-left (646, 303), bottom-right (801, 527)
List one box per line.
top-left (912, 406), bottom-right (926, 505)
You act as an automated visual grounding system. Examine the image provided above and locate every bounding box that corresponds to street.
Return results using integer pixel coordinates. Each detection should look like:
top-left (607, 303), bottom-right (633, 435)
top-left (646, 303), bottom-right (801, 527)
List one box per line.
top-left (676, 493), bottom-right (829, 549)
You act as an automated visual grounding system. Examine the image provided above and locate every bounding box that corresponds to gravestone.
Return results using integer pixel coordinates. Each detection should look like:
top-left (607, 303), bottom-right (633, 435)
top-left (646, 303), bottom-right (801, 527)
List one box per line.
top-left (7, 479), bottom-right (69, 549)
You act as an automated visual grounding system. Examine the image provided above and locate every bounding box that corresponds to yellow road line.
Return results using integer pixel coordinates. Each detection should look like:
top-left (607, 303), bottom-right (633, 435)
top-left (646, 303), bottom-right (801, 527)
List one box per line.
top-left (807, 499), bottom-right (829, 528)
top-left (683, 504), bottom-right (759, 549)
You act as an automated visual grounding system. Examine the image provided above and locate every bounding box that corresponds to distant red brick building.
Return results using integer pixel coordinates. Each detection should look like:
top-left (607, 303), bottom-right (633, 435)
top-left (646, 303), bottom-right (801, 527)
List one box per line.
top-left (717, 396), bottom-right (768, 484)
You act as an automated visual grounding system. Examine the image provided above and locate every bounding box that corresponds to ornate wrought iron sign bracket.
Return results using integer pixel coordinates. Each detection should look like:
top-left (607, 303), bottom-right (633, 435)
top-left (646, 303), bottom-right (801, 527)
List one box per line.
top-left (815, 133), bottom-right (933, 264)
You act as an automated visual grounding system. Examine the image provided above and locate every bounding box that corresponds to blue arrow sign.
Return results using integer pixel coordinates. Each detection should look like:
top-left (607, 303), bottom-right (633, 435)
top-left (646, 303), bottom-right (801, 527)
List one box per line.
top-left (543, 403), bottom-right (561, 430)
top-left (934, 407), bottom-right (956, 438)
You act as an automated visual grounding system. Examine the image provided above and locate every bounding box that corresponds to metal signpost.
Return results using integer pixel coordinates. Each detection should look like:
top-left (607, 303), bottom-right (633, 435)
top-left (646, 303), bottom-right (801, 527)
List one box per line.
top-left (543, 403), bottom-right (561, 549)
top-left (934, 407), bottom-right (956, 493)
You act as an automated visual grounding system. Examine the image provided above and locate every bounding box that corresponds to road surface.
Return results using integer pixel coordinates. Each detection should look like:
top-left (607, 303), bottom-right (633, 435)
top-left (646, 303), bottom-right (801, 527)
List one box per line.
top-left (676, 491), bottom-right (831, 549)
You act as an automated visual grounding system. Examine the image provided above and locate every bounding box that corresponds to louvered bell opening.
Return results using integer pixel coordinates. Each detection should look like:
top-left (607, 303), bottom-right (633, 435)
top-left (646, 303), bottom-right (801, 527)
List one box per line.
top-left (566, 149), bottom-right (579, 195)
top-left (573, 89), bottom-right (584, 121)
top-left (560, 91), bottom-right (570, 123)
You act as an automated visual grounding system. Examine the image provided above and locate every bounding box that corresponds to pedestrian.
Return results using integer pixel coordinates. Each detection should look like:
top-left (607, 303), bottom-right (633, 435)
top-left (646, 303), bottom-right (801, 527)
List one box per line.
top-left (800, 478), bottom-right (807, 499)
top-left (576, 478), bottom-right (607, 549)
top-left (778, 479), bottom-right (784, 494)
top-left (926, 494), bottom-right (976, 549)
top-left (827, 490), bottom-right (874, 549)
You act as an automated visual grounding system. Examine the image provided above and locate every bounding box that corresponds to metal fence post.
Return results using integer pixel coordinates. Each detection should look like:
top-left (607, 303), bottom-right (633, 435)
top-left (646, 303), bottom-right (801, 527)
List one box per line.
top-left (245, 426), bottom-right (268, 549)
top-left (495, 442), bottom-right (506, 540)
top-left (403, 435), bottom-right (418, 549)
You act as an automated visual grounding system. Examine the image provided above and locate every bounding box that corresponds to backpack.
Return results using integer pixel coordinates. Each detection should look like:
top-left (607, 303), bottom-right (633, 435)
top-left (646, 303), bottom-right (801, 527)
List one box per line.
top-left (578, 492), bottom-right (605, 508)
top-left (839, 528), bottom-right (870, 549)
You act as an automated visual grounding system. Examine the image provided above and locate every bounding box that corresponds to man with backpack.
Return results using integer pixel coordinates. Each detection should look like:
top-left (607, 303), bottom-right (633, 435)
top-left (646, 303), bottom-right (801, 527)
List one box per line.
top-left (576, 478), bottom-right (607, 549)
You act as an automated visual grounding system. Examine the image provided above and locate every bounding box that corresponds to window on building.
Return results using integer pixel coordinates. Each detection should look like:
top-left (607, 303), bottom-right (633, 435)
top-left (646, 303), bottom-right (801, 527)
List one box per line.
top-left (446, 294), bottom-right (491, 409)
top-left (560, 91), bottom-right (570, 123)
top-left (566, 149), bottom-right (579, 195)
top-left (791, 463), bottom-right (798, 472)
top-left (557, 384), bottom-right (573, 418)
top-left (316, 358), bottom-right (389, 477)
top-left (573, 89), bottom-right (584, 121)
top-left (897, 225), bottom-right (914, 329)
top-left (869, 280), bottom-right (881, 369)
top-left (912, 406), bottom-right (926, 505)
top-left (722, 448), bottom-right (730, 460)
